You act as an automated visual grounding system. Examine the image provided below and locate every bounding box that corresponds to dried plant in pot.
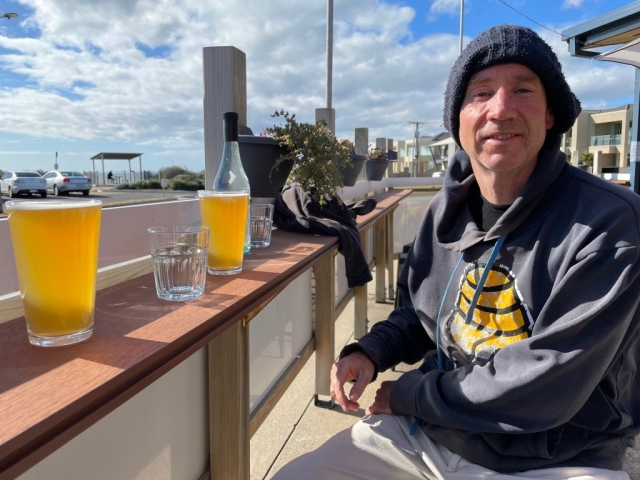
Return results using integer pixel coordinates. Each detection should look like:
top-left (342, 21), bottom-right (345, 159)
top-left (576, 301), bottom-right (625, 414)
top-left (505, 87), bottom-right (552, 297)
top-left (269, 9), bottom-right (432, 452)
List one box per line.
top-left (263, 110), bottom-right (352, 204)
top-left (365, 148), bottom-right (390, 181)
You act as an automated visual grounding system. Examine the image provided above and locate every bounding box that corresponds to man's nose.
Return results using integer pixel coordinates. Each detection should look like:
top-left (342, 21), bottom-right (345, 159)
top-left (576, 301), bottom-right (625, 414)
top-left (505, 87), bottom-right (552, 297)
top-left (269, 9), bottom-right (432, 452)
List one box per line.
top-left (486, 88), bottom-right (516, 121)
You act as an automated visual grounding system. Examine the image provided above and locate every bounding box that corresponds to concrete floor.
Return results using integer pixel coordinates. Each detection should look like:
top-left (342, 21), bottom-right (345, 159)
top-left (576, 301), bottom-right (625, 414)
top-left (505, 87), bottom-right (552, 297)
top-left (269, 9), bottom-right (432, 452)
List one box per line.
top-left (250, 265), bottom-right (640, 480)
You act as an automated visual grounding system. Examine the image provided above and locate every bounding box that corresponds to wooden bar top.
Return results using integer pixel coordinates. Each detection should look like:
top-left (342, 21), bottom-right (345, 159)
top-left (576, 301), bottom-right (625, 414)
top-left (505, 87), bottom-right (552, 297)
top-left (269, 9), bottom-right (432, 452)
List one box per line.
top-left (0, 188), bottom-right (411, 479)
top-left (0, 231), bottom-right (337, 478)
top-left (355, 189), bottom-right (412, 230)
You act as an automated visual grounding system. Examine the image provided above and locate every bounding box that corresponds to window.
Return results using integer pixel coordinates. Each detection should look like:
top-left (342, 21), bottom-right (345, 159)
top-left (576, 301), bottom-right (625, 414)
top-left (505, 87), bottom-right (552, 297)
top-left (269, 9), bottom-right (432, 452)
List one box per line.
top-left (614, 122), bottom-right (622, 135)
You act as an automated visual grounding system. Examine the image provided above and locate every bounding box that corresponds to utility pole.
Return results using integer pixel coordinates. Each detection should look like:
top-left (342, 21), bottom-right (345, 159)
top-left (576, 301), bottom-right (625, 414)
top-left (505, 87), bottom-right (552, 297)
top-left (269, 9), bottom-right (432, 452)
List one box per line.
top-left (326, 0), bottom-right (333, 109)
top-left (459, 0), bottom-right (465, 54)
top-left (408, 121), bottom-right (424, 177)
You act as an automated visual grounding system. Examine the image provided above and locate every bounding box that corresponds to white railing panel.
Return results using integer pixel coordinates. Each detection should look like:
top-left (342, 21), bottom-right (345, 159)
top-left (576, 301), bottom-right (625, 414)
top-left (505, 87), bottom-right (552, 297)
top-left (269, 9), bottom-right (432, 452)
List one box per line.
top-left (17, 348), bottom-right (208, 480)
top-left (249, 270), bottom-right (313, 412)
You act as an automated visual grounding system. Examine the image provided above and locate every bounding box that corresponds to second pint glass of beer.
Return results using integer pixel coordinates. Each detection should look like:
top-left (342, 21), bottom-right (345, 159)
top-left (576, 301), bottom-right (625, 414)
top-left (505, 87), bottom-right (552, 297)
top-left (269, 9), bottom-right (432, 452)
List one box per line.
top-left (6, 199), bottom-right (102, 347)
top-left (198, 190), bottom-right (249, 275)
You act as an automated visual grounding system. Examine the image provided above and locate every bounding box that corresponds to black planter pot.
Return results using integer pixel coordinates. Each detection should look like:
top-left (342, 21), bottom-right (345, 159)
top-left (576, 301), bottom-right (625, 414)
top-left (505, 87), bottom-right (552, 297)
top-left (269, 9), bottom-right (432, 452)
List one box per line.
top-left (338, 154), bottom-right (366, 187)
top-left (365, 159), bottom-right (389, 181)
top-left (238, 135), bottom-right (292, 198)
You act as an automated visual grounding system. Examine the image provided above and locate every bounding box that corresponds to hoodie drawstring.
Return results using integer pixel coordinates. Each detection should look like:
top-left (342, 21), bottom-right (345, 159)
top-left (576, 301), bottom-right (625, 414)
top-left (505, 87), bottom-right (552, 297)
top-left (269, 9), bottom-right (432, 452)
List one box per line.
top-left (410, 235), bottom-right (506, 436)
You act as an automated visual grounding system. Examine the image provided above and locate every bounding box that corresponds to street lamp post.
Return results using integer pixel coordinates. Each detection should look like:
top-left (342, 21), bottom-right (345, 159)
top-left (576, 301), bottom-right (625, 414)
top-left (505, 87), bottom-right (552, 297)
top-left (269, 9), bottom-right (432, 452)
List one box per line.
top-left (459, 0), bottom-right (464, 54)
top-left (326, 0), bottom-right (333, 109)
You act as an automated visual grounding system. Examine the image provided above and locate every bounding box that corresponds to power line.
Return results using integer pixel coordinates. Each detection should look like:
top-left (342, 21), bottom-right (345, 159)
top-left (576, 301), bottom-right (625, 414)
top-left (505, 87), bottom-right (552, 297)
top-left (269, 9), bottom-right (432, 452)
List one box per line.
top-left (496, 0), bottom-right (562, 36)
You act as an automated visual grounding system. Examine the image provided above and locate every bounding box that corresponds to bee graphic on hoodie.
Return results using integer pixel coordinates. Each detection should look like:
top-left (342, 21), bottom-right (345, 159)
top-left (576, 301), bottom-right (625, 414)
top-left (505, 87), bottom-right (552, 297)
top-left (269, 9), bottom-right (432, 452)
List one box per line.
top-left (444, 262), bottom-right (534, 362)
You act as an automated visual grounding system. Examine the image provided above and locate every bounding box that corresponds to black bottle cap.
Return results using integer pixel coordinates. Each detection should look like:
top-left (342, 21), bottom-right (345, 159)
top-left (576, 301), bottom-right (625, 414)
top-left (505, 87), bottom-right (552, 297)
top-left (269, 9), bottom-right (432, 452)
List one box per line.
top-left (223, 111), bottom-right (239, 141)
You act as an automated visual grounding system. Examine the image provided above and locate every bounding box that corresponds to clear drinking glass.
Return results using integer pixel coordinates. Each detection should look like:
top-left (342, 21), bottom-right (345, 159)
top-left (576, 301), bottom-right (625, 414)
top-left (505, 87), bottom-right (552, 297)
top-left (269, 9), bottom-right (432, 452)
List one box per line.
top-left (6, 199), bottom-right (102, 347)
top-left (250, 203), bottom-right (274, 248)
top-left (198, 190), bottom-right (249, 275)
top-left (148, 226), bottom-right (209, 301)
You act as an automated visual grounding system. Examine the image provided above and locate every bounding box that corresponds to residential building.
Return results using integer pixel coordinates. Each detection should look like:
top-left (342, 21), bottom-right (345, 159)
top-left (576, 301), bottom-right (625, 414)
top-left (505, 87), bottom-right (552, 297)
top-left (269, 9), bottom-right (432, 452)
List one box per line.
top-left (562, 103), bottom-right (633, 175)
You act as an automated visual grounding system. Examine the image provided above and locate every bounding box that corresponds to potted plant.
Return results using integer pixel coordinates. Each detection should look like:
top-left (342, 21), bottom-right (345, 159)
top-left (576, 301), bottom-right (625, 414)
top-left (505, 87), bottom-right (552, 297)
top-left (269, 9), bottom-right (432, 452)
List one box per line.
top-left (337, 139), bottom-right (366, 187)
top-left (238, 133), bottom-right (293, 200)
top-left (263, 110), bottom-right (352, 204)
top-left (365, 148), bottom-right (389, 181)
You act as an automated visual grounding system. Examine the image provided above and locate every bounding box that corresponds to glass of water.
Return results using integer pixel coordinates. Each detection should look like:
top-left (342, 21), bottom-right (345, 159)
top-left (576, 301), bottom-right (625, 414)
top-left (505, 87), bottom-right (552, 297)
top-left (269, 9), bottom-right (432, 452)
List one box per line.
top-left (148, 226), bottom-right (209, 301)
top-left (250, 203), bottom-right (274, 248)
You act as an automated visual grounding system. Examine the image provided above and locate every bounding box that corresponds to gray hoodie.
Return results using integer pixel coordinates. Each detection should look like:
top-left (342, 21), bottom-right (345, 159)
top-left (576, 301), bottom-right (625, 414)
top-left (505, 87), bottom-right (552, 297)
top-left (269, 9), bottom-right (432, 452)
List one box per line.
top-left (356, 137), bottom-right (640, 472)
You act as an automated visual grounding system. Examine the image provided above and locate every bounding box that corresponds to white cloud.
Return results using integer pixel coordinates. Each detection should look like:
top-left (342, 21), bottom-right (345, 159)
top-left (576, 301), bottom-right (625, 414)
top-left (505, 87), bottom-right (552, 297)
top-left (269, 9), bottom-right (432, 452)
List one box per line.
top-left (542, 32), bottom-right (634, 112)
top-left (0, 0), bottom-right (633, 173)
top-left (430, 0), bottom-right (461, 15)
top-left (562, 0), bottom-right (585, 9)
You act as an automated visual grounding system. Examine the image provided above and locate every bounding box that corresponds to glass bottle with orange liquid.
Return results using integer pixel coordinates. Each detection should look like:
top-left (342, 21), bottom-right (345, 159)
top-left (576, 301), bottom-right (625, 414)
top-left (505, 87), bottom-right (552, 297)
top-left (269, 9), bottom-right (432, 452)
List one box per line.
top-left (198, 111), bottom-right (250, 275)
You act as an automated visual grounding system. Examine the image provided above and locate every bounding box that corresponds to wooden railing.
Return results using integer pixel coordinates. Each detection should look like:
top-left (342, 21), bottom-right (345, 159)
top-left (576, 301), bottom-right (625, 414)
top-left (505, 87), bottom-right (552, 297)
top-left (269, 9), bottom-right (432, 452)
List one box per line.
top-left (0, 189), bottom-right (412, 480)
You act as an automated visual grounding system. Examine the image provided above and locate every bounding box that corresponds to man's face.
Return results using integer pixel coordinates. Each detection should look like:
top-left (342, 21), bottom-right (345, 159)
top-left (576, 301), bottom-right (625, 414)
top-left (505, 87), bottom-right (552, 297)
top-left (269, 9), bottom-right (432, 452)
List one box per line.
top-left (458, 63), bottom-right (554, 179)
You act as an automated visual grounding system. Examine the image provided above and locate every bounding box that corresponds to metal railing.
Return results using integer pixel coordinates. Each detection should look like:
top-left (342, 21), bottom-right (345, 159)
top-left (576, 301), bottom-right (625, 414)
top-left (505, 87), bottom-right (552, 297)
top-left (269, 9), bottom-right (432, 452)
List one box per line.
top-left (591, 134), bottom-right (621, 146)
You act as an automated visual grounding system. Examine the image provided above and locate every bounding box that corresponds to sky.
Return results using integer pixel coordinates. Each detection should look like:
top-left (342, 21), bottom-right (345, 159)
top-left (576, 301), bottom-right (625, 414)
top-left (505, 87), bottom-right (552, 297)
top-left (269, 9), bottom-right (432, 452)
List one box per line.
top-left (0, 0), bottom-right (636, 175)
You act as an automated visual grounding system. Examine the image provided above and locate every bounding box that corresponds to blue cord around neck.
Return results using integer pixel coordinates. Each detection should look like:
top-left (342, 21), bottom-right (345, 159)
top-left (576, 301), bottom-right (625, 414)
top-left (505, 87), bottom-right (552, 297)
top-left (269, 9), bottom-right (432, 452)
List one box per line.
top-left (410, 235), bottom-right (506, 436)
top-left (436, 235), bottom-right (506, 371)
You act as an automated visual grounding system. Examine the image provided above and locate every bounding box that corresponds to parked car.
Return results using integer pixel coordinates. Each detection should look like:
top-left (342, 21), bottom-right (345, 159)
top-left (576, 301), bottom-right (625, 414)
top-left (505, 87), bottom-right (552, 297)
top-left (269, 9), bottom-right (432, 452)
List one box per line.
top-left (43, 171), bottom-right (92, 196)
top-left (0, 171), bottom-right (47, 197)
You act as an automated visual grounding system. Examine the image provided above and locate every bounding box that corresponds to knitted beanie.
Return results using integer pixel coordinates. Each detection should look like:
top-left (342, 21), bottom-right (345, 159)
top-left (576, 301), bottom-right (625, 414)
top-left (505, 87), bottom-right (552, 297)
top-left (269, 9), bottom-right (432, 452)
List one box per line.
top-left (443, 24), bottom-right (581, 147)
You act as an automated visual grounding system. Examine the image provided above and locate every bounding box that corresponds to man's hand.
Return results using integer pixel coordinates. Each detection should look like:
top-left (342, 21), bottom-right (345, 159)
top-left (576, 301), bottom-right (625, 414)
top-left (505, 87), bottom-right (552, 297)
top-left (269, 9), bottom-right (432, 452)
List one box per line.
top-left (330, 352), bottom-right (375, 412)
top-left (365, 380), bottom-right (395, 415)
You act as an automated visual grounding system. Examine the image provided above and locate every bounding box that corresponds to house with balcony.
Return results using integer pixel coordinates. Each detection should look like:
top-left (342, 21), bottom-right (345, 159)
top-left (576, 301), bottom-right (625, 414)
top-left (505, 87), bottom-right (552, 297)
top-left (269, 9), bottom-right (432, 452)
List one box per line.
top-left (562, 103), bottom-right (633, 177)
top-left (393, 132), bottom-right (457, 177)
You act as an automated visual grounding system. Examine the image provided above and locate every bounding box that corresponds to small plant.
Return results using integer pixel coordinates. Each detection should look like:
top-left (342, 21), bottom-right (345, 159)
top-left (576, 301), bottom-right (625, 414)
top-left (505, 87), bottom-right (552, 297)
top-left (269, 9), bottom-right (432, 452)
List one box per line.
top-left (368, 148), bottom-right (387, 160)
top-left (339, 139), bottom-right (356, 154)
top-left (263, 110), bottom-right (352, 204)
top-left (580, 152), bottom-right (594, 166)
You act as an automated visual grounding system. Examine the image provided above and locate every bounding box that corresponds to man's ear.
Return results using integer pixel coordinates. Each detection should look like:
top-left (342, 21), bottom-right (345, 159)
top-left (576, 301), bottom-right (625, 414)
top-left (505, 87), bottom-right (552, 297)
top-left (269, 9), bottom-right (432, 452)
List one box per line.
top-left (546, 110), bottom-right (554, 130)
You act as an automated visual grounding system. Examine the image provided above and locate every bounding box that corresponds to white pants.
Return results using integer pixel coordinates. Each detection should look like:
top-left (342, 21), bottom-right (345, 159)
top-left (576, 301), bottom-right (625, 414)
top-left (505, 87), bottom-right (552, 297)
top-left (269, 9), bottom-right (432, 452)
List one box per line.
top-left (272, 414), bottom-right (630, 480)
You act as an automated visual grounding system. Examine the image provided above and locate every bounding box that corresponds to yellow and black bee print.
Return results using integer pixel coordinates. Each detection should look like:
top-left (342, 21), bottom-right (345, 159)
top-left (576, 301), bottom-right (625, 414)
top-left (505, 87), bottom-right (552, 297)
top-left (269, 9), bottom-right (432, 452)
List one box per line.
top-left (444, 262), bottom-right (534, 362)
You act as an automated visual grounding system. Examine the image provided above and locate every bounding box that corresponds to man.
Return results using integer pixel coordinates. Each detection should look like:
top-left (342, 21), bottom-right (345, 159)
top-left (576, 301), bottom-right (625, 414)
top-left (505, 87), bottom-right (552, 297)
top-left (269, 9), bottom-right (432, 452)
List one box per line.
top-left (273, 25), bottom-right (640, 479)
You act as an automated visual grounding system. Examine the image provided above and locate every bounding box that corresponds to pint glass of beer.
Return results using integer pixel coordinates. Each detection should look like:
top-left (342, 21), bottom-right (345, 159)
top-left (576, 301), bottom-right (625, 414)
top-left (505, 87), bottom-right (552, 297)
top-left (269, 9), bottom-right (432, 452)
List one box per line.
top-left (6, 199), bottom-right (102, 347)
top-left (197, 190), bottom-right (249, 275)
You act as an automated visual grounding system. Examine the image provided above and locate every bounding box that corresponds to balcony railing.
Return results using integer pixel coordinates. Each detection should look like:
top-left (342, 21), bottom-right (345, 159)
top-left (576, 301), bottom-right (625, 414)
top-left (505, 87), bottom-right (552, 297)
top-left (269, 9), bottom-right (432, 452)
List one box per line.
top-left (591, 134), bottom-right (621, 146)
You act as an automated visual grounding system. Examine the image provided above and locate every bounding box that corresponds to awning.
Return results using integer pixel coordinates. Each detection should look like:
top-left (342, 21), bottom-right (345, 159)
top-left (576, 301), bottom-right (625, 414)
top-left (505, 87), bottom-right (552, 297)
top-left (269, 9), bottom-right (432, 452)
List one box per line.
top-left (594, 36), bottom-right (640, 67)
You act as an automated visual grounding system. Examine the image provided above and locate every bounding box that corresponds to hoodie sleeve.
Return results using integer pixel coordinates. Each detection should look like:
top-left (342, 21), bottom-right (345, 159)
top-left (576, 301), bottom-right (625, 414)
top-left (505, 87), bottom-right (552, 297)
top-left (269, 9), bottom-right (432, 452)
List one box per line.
top-left (356, 245), bottom-right (437, 371)
top-left (389, 242), bottom-right (640, 435)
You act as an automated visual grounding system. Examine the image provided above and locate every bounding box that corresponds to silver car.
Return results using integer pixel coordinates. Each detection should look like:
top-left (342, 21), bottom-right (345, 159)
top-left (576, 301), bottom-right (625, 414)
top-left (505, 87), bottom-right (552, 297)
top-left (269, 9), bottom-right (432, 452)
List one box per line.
top-left (43, 170), bottom-right (92, 196)
top-left (0, 171), bottom-right (47, 197)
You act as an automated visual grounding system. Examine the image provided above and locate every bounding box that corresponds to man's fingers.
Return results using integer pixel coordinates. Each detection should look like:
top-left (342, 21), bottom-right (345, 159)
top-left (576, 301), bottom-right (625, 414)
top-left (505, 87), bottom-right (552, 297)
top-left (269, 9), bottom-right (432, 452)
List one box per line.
top-left (330, 363), bottom-right (356, 411)
top-left (348, 374), bottom-right (368, 402)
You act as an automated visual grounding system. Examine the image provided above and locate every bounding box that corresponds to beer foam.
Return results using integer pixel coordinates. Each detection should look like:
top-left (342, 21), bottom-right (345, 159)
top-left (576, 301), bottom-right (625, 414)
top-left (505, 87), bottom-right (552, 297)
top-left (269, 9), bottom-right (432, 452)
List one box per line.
top-left (5, 200), bottom-right (102, 210)
top-left (197, 190), bottom-right (249, 198)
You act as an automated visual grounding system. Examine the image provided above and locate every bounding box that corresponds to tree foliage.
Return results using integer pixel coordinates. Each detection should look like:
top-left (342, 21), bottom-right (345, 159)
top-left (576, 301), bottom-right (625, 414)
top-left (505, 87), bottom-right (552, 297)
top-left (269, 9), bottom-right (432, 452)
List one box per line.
top-left (159, 165), bottom-right (190, 180)
top-left (580, 152), bottom-right (594, 166)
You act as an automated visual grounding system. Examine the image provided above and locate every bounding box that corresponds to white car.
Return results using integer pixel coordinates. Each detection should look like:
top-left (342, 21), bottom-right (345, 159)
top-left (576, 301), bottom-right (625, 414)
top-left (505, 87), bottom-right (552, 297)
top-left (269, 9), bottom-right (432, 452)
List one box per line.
top-left (0, 171), bottom-right (47, 197)
top-left (43, 170), bottom-right (92, 196)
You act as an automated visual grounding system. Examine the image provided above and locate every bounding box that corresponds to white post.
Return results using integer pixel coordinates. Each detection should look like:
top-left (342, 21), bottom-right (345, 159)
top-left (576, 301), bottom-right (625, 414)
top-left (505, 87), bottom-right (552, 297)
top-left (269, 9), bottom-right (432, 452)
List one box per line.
top-left (354, 128), bottom-right (368, 156)
top-left (315, 108), bottom-right (336, 133)
top-left (202, 47), bottom-right (247, 189)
